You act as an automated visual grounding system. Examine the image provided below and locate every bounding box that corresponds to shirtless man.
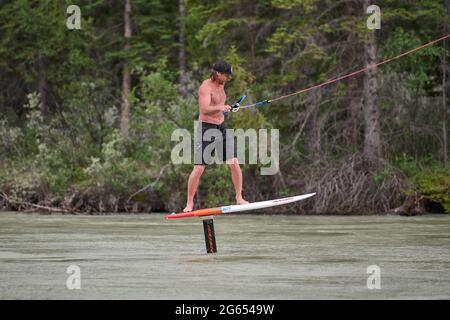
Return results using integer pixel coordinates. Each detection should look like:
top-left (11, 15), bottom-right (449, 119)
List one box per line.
top-left (183, 61), bottom-right (249, 212)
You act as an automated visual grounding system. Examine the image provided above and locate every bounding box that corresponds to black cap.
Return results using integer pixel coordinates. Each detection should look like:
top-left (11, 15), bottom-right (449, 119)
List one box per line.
top-left (212, 61), bottom-right (233, 75)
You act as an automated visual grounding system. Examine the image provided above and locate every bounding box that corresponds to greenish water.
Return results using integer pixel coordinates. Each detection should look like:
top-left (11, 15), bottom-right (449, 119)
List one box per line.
top-left (1, 212), bottom-right (449, 299)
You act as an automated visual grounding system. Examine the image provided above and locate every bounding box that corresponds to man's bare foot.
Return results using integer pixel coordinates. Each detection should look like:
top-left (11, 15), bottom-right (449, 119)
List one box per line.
top-left (236, 197), bottom-right (249, 205)
top-left (183, 202), bottom-right (194, 212)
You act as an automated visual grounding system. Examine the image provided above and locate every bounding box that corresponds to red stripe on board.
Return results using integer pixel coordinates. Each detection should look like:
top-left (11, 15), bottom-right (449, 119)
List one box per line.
top-left (165, 207), bottom-right (222, 219)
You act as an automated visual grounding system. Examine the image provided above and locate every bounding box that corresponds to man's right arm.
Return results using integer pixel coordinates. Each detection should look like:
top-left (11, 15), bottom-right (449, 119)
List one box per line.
top-left (198, 86), bottom-right (231, 114)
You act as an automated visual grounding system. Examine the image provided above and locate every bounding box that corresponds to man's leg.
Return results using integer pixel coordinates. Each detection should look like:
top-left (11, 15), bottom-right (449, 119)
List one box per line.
top-left (183, 165), bottom-right (206, 212)
top-left (227, 158), bottom-right (249, 205)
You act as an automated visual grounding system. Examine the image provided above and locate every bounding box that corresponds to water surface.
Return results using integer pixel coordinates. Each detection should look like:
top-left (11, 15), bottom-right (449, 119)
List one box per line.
top-left (1, 212), bottom-right (449, 299)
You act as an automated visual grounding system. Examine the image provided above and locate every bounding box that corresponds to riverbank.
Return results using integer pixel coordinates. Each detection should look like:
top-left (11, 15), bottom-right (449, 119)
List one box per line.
top-left (0, 189), bottom-right (446, 216)
top-left (1, 156), bottom-right (448, 216)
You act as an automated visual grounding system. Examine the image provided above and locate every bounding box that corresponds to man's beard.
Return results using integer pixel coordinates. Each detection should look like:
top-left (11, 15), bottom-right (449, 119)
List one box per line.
top-left (211, 73), bottom-right (225, 85)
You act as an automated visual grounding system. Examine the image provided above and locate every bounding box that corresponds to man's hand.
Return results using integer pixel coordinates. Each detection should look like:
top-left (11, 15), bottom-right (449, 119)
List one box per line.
top-left (221, 105), bottom-right (232, 112)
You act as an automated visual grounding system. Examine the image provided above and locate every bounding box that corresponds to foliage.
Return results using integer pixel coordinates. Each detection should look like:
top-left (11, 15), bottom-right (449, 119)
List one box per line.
top-left (0, 1), bottom-right (449, 213)
top-left (415, 168), bottom-right (450, 213)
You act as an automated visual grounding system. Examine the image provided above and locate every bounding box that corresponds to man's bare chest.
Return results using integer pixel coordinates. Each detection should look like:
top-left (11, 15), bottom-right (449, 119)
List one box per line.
top-left (210, 88), bottom-right (226, 105)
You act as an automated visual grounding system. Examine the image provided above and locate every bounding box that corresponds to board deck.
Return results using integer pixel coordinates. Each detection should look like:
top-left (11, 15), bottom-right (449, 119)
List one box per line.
top-left (165, 193), bottom-right (316, 219)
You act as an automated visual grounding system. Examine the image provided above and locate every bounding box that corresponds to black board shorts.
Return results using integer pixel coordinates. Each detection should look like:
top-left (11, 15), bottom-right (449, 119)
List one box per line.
top-left (194, 121), bottom-right (237, 165)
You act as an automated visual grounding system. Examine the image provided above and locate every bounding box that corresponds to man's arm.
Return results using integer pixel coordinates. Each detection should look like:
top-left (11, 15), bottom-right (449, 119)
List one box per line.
top-left (198, 85), bottom-right (231, 114)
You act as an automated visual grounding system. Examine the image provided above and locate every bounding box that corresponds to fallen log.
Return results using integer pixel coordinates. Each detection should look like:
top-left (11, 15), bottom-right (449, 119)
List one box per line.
top-left (0, 192), bottom-right (69, 213)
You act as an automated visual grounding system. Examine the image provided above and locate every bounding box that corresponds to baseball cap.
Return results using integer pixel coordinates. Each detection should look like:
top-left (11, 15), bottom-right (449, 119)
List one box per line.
top-left (212, 61), bottom-right (233, 75)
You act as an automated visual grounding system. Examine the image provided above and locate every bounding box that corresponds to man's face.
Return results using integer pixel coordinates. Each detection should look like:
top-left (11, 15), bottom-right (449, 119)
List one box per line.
top-left (217, 72), bottom-right (231, 84)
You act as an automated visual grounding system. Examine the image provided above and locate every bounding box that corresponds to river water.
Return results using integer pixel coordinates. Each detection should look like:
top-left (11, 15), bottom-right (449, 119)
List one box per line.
top-left (0, 212), bottom-right (449, 299)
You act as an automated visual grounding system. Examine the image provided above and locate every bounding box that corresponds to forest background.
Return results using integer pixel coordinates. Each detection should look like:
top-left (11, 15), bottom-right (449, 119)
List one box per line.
top-left (0, 0), bottom-right (449, 215)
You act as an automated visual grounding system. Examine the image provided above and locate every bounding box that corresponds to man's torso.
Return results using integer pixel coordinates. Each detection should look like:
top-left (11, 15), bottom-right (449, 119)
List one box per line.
top-left (198, 79), bottom-right (226, 125)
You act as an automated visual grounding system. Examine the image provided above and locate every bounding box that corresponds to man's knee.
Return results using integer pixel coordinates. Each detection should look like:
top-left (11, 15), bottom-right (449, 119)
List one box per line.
top-left (226, 157), bottom-right (239, 167)
top-left (192, 165), bottom-right (206, 176)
